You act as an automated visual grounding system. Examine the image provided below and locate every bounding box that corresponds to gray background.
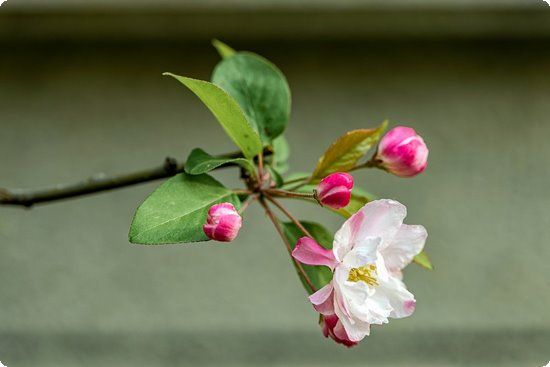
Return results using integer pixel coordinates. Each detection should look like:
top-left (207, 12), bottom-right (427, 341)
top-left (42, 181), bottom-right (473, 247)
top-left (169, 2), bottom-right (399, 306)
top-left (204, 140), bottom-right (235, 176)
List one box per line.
top-left (1, 1), bottom-right (549, 366)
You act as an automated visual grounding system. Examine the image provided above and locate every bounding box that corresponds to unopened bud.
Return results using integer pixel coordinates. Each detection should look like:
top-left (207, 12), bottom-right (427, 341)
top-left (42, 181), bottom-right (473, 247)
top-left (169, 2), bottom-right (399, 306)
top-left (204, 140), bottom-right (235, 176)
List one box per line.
top-left (315, 172), bottom-right (354, 209)
top-left (203, 203), bottom-right (242, 242)
top-left (376, 126), bottom-right (428, 178)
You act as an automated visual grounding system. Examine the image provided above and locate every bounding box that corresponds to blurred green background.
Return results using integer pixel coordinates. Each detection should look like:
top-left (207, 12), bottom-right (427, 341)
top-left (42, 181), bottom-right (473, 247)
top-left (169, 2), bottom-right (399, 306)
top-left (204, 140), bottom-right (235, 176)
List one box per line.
top-left (1, 0), bottom-right (549, 366)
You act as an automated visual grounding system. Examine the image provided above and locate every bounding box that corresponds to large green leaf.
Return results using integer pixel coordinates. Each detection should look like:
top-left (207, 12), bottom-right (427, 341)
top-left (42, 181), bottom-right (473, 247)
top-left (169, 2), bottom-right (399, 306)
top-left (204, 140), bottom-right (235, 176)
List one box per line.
top-left (311, 121), bottom-right (388, 180)
top-left (282, 221), bottom-right (334, 294)
top-left (163, 73), bottom-right (262, 160)
top-left (185, 148), bottom-right (256, 177)
top-left (212, 52), bottom-right (291, 142)
top-left (129, 173), bottom-right (240, 245)
top-left (212, 39), bottom-right (236, 59)
top-left (413, 251), bottom-right (434, 270)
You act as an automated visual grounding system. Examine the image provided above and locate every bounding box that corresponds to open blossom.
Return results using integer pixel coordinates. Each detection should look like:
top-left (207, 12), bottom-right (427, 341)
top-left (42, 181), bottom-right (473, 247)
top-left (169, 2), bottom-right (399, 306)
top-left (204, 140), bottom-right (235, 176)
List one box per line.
top-left (292, 199), bottom-right (427, 346)
top-left (376, 126), bottom-right (428, 177)
top-left (203, 203), bottom-right (242, 242)
top-left (315, 172), bottom-right (354, 209)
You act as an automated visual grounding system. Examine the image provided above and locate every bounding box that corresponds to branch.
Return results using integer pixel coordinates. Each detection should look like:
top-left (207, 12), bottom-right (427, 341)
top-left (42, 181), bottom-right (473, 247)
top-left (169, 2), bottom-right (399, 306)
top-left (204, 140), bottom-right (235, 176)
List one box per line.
top-left (0, 156), bottom-right (234, 208)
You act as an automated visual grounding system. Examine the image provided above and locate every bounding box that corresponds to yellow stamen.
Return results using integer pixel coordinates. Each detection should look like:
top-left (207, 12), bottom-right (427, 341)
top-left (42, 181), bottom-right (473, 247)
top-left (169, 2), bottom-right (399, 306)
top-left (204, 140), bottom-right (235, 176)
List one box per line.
top-left (348, 264), bottom-right (378, 286)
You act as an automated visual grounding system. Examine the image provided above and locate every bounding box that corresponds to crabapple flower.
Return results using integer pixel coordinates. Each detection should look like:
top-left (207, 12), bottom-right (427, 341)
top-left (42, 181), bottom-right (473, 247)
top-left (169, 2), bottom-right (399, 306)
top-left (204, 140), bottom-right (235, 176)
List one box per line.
top-left (203, 203), bottom-right (242, 242)
top-left (375, 126), bottom-right (428, 177)
top-left (315, 172), bottom-right (354, 209)
top-left (292, 199), bottom-right (427, 345)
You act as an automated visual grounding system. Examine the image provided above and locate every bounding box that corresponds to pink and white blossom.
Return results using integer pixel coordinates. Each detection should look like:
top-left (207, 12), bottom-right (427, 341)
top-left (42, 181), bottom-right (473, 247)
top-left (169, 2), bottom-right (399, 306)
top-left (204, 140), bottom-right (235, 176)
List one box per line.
top-left (315, 172), bottom-right (354, 209)
top-left (376, 126), bottom-right (428, 177)
top-left (203, 203), bottom-right (242, 242)
top-left (292, 199), bottom-right (427, 345)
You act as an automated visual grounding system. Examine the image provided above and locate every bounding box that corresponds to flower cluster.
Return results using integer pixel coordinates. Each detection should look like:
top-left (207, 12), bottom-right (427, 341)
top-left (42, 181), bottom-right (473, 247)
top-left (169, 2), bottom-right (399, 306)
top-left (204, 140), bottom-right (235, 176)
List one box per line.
top-left (198, 126), bottom-right (430, 347)
top-left (126, 40), bottom-right (434, 350)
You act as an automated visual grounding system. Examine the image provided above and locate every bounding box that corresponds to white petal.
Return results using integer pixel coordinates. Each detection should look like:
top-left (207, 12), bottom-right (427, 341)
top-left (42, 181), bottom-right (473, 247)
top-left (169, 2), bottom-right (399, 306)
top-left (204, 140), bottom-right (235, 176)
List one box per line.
top-left (342, 237), bottom-right (381, 268)
top-left (333, 200), bottom-right (407, 261)
top-left (356, 200), bottom-right (407, 249)
top-left (381, 224), bottom-right (427, 273)
top-left (333, 286), bottom-right (371, 342)
top-left (378, 276), bottom-right (416, 319)
top-left (344, 282), bottom-right (392, 325)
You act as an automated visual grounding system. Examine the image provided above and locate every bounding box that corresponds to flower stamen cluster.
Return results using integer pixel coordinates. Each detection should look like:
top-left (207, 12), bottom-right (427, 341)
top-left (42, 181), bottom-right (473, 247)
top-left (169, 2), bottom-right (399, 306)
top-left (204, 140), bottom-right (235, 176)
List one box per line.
top-left (348, 265), bottom-right (378, 286)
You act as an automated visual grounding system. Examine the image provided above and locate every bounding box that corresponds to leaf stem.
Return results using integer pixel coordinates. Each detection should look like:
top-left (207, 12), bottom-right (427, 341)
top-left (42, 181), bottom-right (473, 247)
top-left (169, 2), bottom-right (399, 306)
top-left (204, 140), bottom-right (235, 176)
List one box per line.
top-left (259, 197), bottom-right (317, 293)
top-left (348, 156), bottom-right (380, 172)
top-left (263, 194), bottom-right (313, 238)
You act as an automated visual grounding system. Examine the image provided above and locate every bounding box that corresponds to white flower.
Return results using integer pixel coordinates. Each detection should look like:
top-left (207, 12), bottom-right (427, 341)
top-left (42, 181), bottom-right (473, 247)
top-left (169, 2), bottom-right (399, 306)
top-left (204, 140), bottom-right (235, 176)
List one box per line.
top-left (293, 199), bottom-right (427, 344)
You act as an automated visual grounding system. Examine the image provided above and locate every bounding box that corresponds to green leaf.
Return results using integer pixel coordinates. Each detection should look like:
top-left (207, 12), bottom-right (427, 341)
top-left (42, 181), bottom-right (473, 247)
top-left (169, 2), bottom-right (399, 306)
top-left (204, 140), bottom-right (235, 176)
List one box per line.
top-left (129, 173), bottom-right (240, 245)
top-left (271, 135), bottom-right (290, 174)
top-left (282, 221), bottom-right (334, 294)
top-left (163, 73), bottom-right (262, 160)
top-left (413, 251), bottom-right (434, 270)
top-left (311, 121), bottom-right (388, 180)
top-left (212, 39), bottom-right (236, 59)
top-left (185, 148), bottom-right (256, 177)
top-left (212, 52), bottom-right (291, 142)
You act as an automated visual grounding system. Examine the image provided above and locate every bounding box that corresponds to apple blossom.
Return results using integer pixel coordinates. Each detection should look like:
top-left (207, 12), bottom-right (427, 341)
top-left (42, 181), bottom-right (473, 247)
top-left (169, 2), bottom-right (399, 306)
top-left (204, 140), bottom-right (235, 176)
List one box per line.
top-left (375, 126), bottom-right (428, 177)
top-left (203, 203), bottom-right (242, 242)
top-left (315, 172), bottom-right (354, 209)
top-left (292, 199), bottom-right (427, 345)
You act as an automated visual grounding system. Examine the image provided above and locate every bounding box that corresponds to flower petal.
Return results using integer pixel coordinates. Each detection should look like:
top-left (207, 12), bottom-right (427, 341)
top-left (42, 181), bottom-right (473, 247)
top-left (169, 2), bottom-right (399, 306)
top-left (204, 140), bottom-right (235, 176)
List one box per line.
top-left (334, 297), bottom-right (371, 342)
top-left (292, 237), bottom-right (338, 269)
top-left (333, 274), bottom-right (371, 342)
top-left (309, 282), bottom-right (335, 315)
top-left (341, 279), bottom-right (392, 325)
top-left (381, 224), bottom-right (427, 273)
top-left (378, 276), bottom-right (416, 319)
top-left (342, 237), bottom-right (381, 268)
top-left (333, 199), bottom-right (406, 261)
top-left (332, 319), bottom-right (362, 347)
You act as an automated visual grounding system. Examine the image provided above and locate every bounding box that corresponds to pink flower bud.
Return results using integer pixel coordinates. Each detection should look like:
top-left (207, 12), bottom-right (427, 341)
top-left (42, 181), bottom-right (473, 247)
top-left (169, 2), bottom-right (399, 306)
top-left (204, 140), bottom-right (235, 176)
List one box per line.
top-left (315, 172), bottom-right (354, 209)
top-left (203, 203), bottom-right (242, 242)
top-left (376, 126), bottom-right (429, 177)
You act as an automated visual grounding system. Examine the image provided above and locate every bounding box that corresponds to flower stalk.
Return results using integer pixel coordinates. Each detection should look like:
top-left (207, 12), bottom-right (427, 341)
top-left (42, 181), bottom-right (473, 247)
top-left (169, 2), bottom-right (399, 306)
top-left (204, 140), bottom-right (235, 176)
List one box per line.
top-left (265, 188), bottom-right (315, 200)
top-left (263, 193), bottom-right (313, 238)
top-left (258, 197), bottom-right (317, 293)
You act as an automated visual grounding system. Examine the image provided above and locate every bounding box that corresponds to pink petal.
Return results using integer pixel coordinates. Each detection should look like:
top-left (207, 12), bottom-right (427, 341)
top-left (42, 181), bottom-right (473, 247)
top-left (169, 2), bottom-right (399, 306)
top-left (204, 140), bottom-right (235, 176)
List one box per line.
top-left (333, 320), bottom-right (361, 347)
top-left (309, 282), bottom-right (334, 315)
top-left (292, 237), bottom-right (338, 269)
